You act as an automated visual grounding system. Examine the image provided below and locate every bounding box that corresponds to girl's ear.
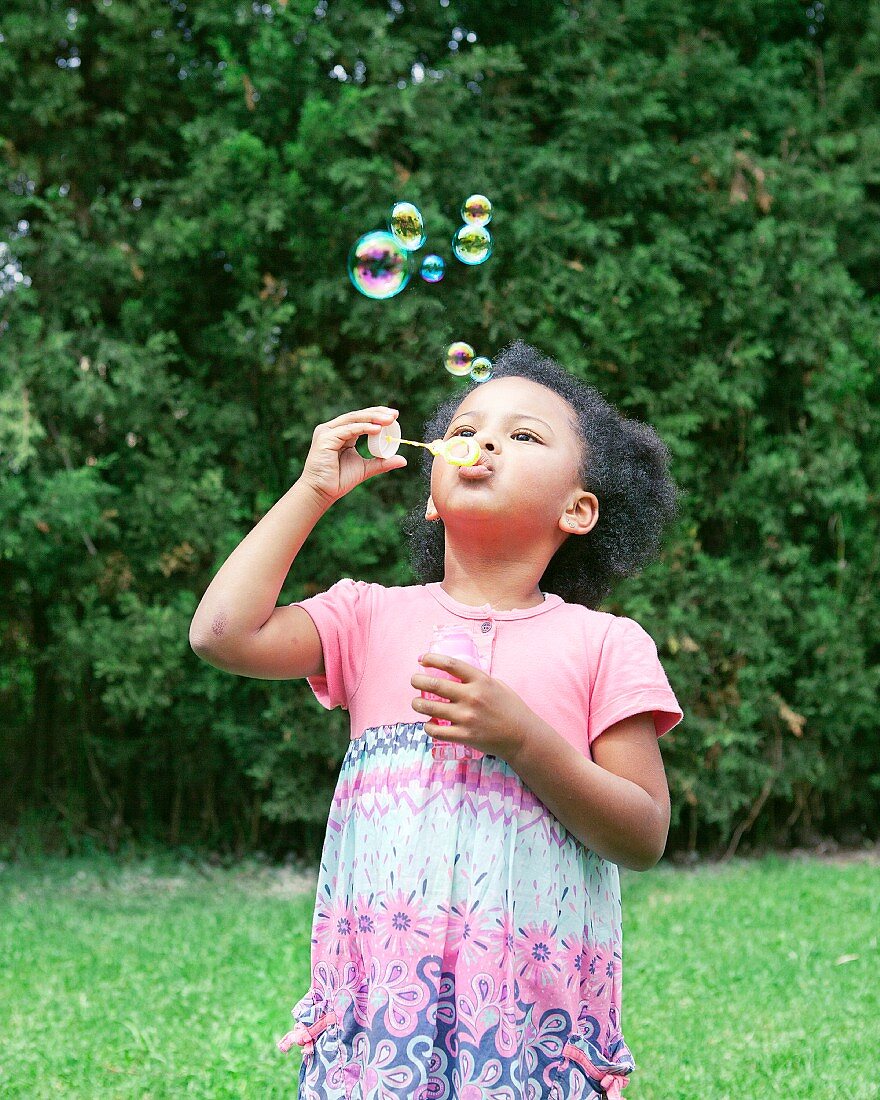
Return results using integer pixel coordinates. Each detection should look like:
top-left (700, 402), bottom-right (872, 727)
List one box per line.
top-left (425, 494), bottom-right (440, 522)
top-left (558, 491), bottom-right (599, 536)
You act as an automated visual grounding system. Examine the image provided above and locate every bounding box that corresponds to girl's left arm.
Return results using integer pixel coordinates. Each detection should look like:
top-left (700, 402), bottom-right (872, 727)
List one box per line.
top-left (506, 711), bottom-right (670, 871)
top-left (412, 653), bottom-right (670, 871)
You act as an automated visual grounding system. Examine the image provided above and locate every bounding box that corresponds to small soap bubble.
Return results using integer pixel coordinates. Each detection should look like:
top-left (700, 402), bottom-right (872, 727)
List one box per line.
top-left (461, 194), bottom-right (492, 227)
top-left (420, 254), bottom-right (445, 283)
top-left (469, 356), bottom-right (493, 382)
top-left (348, 230), bottom-right (412, 299)
top-left (445, 341), bottom-right (475, 376)
top-left (452, 224), bottom-right (492, 265)
top-left (388, 201), bottom-right (426, 251)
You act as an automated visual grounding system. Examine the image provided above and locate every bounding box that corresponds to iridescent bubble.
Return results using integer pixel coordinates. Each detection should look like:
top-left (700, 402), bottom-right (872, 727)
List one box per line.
top-left (452, 224), bottom-right (493, 265)
top-left (469, 357), bottom-right (493, 383)
top-left (461, 194), bottom-right (492, 227)
top-left (347, 230), bottom-right (412, 299)
top-left (445, 341), bottom-right (475, 376)
top-left (388, 201), bottom-right (427, 251)
top-left (420, 254), bottom-right (445, 283)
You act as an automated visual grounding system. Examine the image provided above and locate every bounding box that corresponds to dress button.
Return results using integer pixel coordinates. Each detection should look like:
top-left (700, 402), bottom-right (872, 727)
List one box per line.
top-left (481, 620), bottom-right (492, 633)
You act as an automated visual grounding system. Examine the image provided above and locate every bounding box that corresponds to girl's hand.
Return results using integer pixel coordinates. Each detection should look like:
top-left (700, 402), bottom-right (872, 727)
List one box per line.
top-left (410, 654), bottom-right (537, 762)
top-left (300, 407), bottom-right (407, 506)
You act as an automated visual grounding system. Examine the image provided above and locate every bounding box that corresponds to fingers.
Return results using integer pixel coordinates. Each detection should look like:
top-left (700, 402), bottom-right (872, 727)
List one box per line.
top-left (412, 695), bottom-right (457, 725)
top-left (316, 420), bottom-right (392, 445)
top-left (424, 719), bottom-right (459, 738)
top-left (410, 672), bottom-right (464, 699)
top-left (321, 407), bottom-right (399, 434)
top-left (417, 652), bottom-right (482, 681)
top-left (313, 408), bottom-right (401, 455)
top-left (361, 454), bottom-right (408, 481)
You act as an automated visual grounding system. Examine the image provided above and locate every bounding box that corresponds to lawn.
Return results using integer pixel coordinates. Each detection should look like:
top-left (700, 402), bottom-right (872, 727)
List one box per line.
top-left (1, 848), bottom-right (877, 1098)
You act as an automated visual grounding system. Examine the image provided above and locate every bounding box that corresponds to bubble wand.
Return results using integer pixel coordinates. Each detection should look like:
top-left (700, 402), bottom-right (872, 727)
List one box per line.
top-left (368, 419), bottom-right (481, 467)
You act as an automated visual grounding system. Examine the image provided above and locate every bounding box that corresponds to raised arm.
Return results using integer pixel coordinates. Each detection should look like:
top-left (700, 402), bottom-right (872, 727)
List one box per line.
top-left (189, 406), bottom-right (404, 679)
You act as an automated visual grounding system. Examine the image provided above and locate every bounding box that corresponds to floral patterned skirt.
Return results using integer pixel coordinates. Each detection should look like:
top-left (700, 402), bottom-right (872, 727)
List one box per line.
top-left (277, 722), bottom-right (636, 1099)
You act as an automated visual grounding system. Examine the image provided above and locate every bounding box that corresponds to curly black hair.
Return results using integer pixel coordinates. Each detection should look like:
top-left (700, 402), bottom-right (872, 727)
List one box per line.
top-left (401, 340), bottom-right (680, 609)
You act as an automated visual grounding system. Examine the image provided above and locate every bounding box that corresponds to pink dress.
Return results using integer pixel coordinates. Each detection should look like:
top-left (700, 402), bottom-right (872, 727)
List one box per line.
top-left (277, 581), bottom-right (683, 1099)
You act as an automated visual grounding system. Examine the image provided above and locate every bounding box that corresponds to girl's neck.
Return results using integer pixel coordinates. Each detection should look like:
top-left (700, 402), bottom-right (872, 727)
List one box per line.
top-left (440, 562), bottom-right (547, 612)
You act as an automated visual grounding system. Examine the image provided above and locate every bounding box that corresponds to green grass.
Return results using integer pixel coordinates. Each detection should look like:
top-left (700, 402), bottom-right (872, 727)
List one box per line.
top-left (622, 853), bottom-right (879, 1098)
top-left (0, 850), bottom-right (877, 1098)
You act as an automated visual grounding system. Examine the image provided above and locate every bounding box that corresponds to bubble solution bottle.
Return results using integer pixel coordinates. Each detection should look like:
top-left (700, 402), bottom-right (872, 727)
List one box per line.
top-left (421, 624), bottom-right (485, 761)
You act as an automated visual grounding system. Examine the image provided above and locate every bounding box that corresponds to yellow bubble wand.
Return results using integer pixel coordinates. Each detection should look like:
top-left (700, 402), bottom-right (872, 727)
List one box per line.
top-left (368, 420), bottom-right (481, 467)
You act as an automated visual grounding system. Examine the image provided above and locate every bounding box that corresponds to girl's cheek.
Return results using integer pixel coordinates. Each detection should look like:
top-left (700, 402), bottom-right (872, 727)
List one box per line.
top-left (430, 463), bottom-right (446, 494)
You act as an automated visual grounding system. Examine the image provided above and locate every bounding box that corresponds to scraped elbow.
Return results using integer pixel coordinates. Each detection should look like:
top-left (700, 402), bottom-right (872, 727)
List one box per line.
top-left (189, 609), bottom-right (229, 653)
top-left (188, 616), bottom-right (222, 655)
top-left (189, 622), bottom-right (216, 654)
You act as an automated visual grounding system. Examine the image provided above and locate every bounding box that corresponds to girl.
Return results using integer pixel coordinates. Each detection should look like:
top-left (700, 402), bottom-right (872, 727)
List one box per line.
top-left (190, 340), bottom-right (684, 1099)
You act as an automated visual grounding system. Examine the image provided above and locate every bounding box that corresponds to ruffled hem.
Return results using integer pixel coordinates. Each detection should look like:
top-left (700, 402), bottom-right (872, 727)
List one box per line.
top-left (280, 990), bottom-right (637, 1100)
top-left (561, 1032), bottom-right (635, 1099)
top-left (276, 989), bottom-right (336, 1056)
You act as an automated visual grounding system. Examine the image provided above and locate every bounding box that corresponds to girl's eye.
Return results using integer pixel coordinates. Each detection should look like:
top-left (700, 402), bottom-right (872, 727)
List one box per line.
top-left (451, 427), bottom-right (540, 442)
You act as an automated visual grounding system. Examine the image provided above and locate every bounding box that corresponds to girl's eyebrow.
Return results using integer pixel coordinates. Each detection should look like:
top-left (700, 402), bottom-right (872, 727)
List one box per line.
top-left (449, 410), bottom-right (556, 434)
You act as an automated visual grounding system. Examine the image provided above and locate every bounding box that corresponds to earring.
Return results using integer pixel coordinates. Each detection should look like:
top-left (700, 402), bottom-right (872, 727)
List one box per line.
top-left (566, 518), bottom-right (576, 528)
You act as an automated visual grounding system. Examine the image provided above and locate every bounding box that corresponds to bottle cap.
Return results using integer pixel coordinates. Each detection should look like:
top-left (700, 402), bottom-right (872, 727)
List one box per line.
top-left (368, 418), bottom-right (401, 459)
top-left (428, 624), bottom-right (480, 663)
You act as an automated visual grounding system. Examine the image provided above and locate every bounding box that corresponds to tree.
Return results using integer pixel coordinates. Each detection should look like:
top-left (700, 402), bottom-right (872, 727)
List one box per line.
top-left (1, 0), bottom-right (878, 860)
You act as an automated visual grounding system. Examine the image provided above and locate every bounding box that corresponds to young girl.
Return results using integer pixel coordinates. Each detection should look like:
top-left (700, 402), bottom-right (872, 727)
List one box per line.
top-left (190, 340), bottom-right (683, 1099)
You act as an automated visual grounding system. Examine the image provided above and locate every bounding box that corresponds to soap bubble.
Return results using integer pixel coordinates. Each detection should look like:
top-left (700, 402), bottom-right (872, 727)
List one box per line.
top-left (388, 201), bottom-right (426, 251)
top-left (420, 254), bottom-right (445, 283)
top-left (445, 341), bottom-right (475, 376)
top-left (469, 356), bottom-right (493, 383)
top-left (348, 230), bottom-right (412, 299)
top-left (452, 224), bottom-right (492, 265)
top-left (461, 194), bottom-right (492, 227)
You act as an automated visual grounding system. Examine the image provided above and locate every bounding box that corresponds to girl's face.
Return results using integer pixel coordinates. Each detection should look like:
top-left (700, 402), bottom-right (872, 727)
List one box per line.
top-left (429, 376), bottom-right (591, 536)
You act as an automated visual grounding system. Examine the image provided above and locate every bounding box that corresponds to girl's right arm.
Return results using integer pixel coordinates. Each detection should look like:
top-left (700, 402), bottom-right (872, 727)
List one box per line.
top-left (188, 405), bottom-right (405, 680)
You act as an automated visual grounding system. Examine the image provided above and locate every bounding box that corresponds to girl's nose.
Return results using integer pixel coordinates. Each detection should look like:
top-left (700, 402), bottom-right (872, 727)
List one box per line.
top-left (476, 430), bottom-right (499, 453)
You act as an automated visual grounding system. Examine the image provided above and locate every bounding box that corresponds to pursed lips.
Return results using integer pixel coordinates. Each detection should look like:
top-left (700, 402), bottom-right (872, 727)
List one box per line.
top-left (458, 462), bottom-right (493, 479)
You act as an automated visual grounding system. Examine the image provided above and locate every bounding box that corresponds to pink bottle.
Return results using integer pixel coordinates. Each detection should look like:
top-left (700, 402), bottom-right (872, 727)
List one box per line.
top-left (421, 624), bottom-right (484, 761)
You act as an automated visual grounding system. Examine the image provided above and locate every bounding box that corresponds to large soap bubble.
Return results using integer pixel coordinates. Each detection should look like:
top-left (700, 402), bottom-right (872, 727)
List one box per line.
top-left (420, 254), bottom-right (445, 283)
top-left (445, 341), bottom-right (475, 376)
top-left (461, 194), bottom-right (492, 227)
top-left (388, 201), bottom-right (427, 251)
top-left (469, 357), bottom-right (493, 383)
top-left (348, 230), bottom-right (412, 299)
top-left (452, 224), bottom-right (493, 265)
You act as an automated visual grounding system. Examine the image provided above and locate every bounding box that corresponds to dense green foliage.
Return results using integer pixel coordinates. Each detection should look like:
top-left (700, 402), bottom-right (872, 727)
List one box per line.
top-left (1, 0), bottom-right (878, 860)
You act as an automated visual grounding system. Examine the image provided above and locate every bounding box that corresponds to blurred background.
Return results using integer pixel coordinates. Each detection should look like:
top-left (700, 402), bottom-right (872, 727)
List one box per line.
top-left (1, 0), bottom-right (878, 867)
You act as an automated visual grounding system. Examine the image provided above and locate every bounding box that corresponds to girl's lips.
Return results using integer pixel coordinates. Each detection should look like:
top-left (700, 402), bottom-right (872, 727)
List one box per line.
top-left (458, 463), bottom-right (492, 479)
